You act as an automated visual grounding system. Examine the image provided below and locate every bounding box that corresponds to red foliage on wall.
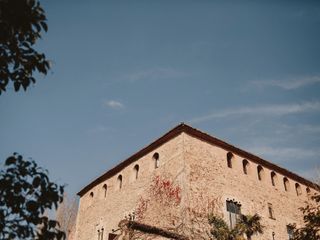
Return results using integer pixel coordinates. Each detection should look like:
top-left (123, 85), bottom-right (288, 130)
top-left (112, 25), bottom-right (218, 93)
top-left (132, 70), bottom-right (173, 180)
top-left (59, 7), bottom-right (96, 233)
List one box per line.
top-left (152, 176), bottom-right (181, 205)
top-left (135, 175), bottom-right (181, 221)
top-left (135, 197), bottom-right (149, 220)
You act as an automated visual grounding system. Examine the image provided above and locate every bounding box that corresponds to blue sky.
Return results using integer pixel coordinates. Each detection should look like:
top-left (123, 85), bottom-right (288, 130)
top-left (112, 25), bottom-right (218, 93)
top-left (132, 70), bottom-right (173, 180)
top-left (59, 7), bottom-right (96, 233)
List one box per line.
top-left (1, 0), bottom-right (320, 196)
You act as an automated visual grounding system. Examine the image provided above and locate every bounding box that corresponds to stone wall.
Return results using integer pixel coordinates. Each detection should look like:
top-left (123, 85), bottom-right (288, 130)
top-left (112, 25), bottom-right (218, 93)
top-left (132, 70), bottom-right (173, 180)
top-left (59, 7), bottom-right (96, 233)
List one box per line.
top-left (183, 133), bottom-right (313, 240)
top-left (75, 134), bottom-right (186, 240)
top-left (75, 131), bottom-right (317, 240)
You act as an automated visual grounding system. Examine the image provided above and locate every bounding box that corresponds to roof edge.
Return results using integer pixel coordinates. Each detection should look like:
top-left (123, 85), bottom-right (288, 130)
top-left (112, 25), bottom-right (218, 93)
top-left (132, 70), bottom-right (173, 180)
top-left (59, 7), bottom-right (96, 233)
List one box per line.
top-left (77, 123), bottom-right (186, 196)
top-left (78, 123), bottom-right (319, 196)
top-left (183, 124), bottom-right (319, 192)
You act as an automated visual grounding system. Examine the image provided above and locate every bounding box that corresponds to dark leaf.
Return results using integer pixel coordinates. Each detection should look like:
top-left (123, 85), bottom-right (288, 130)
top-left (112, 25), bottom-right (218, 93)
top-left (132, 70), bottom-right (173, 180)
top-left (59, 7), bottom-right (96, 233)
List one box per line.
top-left (32, 176), bottom-right (41, 188)
top-left (14, 81), bottom-right (21, 91)
top-left (5, 156), bottom-right (16, 165)
top-left (48, 220), bottom-right (56, 229)
top-left (40, 21), bottom-right (48, 32)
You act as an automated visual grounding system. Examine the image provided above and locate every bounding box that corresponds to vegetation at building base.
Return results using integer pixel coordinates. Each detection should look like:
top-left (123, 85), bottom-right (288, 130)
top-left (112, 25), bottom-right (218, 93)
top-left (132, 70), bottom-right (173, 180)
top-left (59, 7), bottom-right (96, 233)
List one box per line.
top-left (289, 191), bottom-right (320, 240)
top-left (0, 153), bottom-right (65, 239)
top-left (209, 214), bottom-right (264, 240)
top-left (0, 0), bottom-right (50, 94)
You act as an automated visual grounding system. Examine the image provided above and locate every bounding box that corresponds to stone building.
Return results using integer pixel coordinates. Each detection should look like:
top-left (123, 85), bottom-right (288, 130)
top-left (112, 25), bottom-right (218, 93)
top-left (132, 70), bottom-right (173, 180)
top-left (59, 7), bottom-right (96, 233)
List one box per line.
top-left (75, 123), bottom-right (318, 240)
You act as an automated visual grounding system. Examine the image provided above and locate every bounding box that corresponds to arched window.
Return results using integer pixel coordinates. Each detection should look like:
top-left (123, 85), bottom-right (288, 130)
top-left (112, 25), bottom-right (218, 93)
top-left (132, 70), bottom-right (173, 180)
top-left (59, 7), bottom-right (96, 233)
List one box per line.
top-left (257, 165), bottom-right (264, 181)
top-left (242, 159), bottom-right (249, 175)
top-left (117, 175), bottom-right (123, 190)
top-left (283, 177), bottom-right (289, 192)
top-left (295, 183), bottom-right (302, 196)
top-left (153, 152), bottom-right (160, 169)
top-left (306, 187), bottom-right (311, 195)
top-left (134, 164), bottom-right (139, 180)
top-left (103, 184), bottom-right (107, 198)
top-left (90, 192), bottom-right (94, 198)
top-left (227, 152), bottom-right (233, 168)
top-left (271, 171), bottom-right (277, 186)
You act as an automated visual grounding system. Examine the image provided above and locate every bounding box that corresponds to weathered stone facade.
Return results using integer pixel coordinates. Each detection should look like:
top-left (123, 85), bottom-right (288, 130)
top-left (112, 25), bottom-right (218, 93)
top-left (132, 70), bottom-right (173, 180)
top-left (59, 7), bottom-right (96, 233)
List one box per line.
top-left (75, 124), bottom-right (318, 240)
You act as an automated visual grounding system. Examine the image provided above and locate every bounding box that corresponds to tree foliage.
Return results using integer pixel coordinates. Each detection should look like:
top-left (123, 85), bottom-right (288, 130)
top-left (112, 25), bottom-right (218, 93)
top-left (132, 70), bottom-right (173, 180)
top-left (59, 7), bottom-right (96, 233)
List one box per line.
top-left (290, 192), bottom-right (320, 240)
top-left (0, 153), bottom-right (65, 240)
top-left (208, 215), bottom-right (241, 240)
top-left (0, 0), bottom-right (50, 94)
top-left (208, 214), bottom-right (264, 240)
top-left (236, 214), bottom-right (263, 240)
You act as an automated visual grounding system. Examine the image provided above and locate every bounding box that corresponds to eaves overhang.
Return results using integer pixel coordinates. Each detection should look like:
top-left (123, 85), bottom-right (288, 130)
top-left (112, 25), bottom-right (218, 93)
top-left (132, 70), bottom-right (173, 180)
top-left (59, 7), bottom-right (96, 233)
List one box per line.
top-left (78, 123), bottom-right (319, 196)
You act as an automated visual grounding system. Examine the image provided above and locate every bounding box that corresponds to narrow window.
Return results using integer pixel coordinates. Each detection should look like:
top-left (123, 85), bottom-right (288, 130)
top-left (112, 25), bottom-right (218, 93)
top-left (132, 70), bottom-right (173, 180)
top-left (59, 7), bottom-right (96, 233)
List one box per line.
top-left (117, 175), bottom-right (123, 190)
top-left (295, 183), bottom-right (302, 196)
top-left (134, 164), bottom-right (139, 180)
top-left (271, 171), bottom-right (276, 186)
top-left (97, 228), bottom-right (104, 240)
top-left (268, 203), bottom-right (274, 219)
top-left (153, 152), bottom-right (160, 169)
top-left (227, 152), bottom-right (233, 168)
top-left (242, 159), bottom-right (249, 175)
top-left (306, 187), bottom-right (311, 195)
top-left (287, 225), bottom-right (294, 239)
top-left (89, 192), bottom-right (94, 206)
top-left (103, 184), bottom-right (107, 198)
top-left (283, 177), bottom-right (289, 192)
top-left (226, 200), bottom-right (241, 229)
top-left (257, 165), bottom-right (264, 181)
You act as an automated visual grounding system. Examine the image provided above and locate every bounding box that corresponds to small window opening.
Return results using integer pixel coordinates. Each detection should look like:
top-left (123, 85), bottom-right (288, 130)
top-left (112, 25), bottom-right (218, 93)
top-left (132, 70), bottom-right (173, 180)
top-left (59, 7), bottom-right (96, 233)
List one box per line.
top-left (226, 200), bottom-right (241, 229)
top-left (295, 183), bottom-right (302, 196)
top-left (287, 225), bottom-right (294, 239)
top-left (117, 175), bottom-right (123, 190)
top-left (101, 228), bottom-right (104, 240)
top-left (268, 203), bottom-right (274, 219)
top-left (227, 152), bottom-right (233, 168)
top-left (242, 159), bottom-right (249, 175)
top-left (89, 192), bottom-right (94, 205)
top-left (257, 165), bottom-right (264, 181)
top-left (271, 171), bottom-right (276, 186)
top-left (306, 187), bottom-right (311, 195)
top-left (97, 228), bottom-right (104, 240)
top-left (134, 164), bottom-right (139, 180)
top-left (153, 152), bottom-right (160, 169)
top-left (283, 177), bottom-right (289, 192)
top-left (103, 184), bottom-right (107, 198)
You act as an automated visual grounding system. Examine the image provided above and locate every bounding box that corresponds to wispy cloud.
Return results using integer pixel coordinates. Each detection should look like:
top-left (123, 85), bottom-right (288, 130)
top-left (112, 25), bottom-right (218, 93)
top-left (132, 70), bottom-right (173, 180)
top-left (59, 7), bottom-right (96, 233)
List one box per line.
top-left (123, 67), bottom-right (186, 82)
top-left (252, 75), bottom-right (320, 90)
top-left (104, 100), bottom-right (124, 109)
top-left (248, 146), bottom-right (320, 161)
top-left (189, 101), bottom-right (320, 123)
